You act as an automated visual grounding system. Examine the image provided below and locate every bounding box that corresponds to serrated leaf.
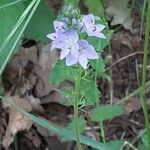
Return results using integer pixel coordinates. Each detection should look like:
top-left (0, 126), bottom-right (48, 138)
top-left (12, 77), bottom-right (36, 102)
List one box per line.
top-left (90, 104), bottom-right (123, 122)
top-left (25, 0), bottom-right (54, 42)
top-left (80, 79), bottom-right (100, 106)
top-left (84, 0), bottom-right (104, 17)
top-left (49, 60), bottom-right (76, 84)
top-left (62, 116), bottom-right (86, 141)
top-left (91, 58), bottom-right (105, 76)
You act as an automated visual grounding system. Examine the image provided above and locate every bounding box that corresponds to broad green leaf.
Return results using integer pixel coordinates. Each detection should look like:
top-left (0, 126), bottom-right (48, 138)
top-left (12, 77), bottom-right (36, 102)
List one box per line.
top-left (0, 0), bottom-right (41, 76)
top-left (80, 79), bottom-right (100, 106)
top-left (90, 104), bottom-right (123, 122)
top-left (0, 1), bottom-right (25, 75)
top-left (0, 0), bottom-right (24, 10)
top-left (25, 0), bottom-right (54, 42)
top-left (62, 116), bottom-right (86, 141)
top-left (84, 0), bottom-right (105, 17)
top-left (0, 1), bottom-right (24, 43)
top-left (0, 95), bottom-right (111, 150)
top-left (49, 60), bottom-right (76, 84)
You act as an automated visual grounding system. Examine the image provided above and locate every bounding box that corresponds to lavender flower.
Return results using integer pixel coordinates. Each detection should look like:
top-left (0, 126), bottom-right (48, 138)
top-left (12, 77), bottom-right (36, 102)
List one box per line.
top-left (47, 21), bottom-right (64, 40)
top-left (47, 11), bottom-right (106, 69)
top-left (51, 30), bottom-right (79, 60)
top-left (82, 14), bottom-right (106, 39)
top-left (66, 40), bottom-right (99, 69)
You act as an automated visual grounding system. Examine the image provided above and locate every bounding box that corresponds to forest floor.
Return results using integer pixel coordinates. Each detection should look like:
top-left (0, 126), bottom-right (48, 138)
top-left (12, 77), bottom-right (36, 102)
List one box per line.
top-left (0, 0), bottom-right (150, 150)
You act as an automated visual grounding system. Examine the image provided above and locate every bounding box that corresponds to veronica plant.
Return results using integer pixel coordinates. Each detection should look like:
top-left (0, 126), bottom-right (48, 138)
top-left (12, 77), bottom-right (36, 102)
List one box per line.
top-left (47, 3), bottom-right (111, 150)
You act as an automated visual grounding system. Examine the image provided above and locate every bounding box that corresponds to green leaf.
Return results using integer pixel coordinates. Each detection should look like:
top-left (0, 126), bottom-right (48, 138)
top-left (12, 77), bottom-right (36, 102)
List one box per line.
top-left (0, 0), bottom-right (41, 76)
top-left (0, 1), bottom-right (25, 75)
top-left (141, 133), bottom-right (149, 149)
top-left (84, 0), bottom-right (105, 17)
top-left (24, 0), bottom-right (54, 42)
top-left (49, 60), bottom-right (76, 84)
top-left (91, 58), bottom-right (105, 76)
top-left (62, 116), bottom-right (86, 141)
top-left (0, 95), bottom-right (111, 150)
top-left (90, 104), bottom-right (124, 122)
top-left (0, 1), bottom-right (24, 43)
top-left (0, 0), bottom-right (24, 10)
top-left (80, 79), bottom-right (100, 106)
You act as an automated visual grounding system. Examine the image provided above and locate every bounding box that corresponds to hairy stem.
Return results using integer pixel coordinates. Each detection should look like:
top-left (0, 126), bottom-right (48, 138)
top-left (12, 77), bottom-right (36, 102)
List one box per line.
top-left (140, 0), bottom-right (150, 149)
top-left (95, 41), bottom-right (106, 143)
top-left (74, 71), bottom-right (82, 150)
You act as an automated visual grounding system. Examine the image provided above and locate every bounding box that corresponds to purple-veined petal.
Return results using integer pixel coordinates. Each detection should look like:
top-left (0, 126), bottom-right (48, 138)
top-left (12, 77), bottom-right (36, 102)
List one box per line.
top-left (47, 33), bottom-right (58, 40)
top-left (78, 39), bottom-right (88, 49)
top-left (82, 45), bottom-right (99, 59)
top-left (66, 53), bottom-right (78, 66)
top-left (60, 48), bottom-right (70, 60)
top-left (65, 30), bottom-right (79, 42)
top-left (96, 24), bottom-right (105, 32)
top-left (82, 14), bottom-right (95, 25)
top-left (53, 21), bottom-right (64, 32)
top-left (94, 32), bottom-right (106, 39)
top-left (52, 34), bottom-right (67, 49)
top-left (79, 54), bottom-right (88, 69)
top-left (70, 43), bottom-right (79, 56)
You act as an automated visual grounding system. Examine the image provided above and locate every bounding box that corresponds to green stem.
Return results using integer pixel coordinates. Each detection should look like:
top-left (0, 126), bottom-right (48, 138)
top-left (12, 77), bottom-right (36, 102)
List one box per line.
top-left (74, 71), bottom-right (82, 150)
top-left (99, 121), bottom-right (106, 143)
top-left (95, 47), bottom-right (106, 143)
top-left (14, 134), bottom-right (19, 150)
top-left (140, 0), bottom-right (147, 37)
top-left (140, 0), bottom-right (150, 149)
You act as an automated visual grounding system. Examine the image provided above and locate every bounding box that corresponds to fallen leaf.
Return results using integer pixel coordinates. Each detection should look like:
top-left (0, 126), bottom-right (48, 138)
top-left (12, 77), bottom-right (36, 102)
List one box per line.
top-left (106, 0), bottom-right (133, 32)
top-left (26, 94), bottom-right (45, 114)
top-left (2, 93), bottom-right (33, 149)
top-left (33, 44), bottom-right (59, 97)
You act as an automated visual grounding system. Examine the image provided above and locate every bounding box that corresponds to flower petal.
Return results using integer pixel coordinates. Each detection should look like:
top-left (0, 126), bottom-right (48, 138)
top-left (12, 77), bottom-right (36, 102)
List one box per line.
top-left (82, 45), bottom-right (99, 59)
top-left (79, 54), bottom-right (88, 69)
top-left (70, 43), bottom-right (79, 56)
top-left (78, 40), bottom-right (88, 49)
top-left (82, 14), bottom-right (95, 25)
top-left (96, 24), bottom-right (105, 32)
top-left (60, 48), bottom-right (70, 60)
top-left (54, 21), bottom-right (64, 32)
top-left (65, 30), bottom-right (79, 42)
top-left (66, 53), bottom-right (78, 66)
top-left (47, 33), bottom-right (58, 40)
top-left (95, 32), bottom-right (106, 39)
